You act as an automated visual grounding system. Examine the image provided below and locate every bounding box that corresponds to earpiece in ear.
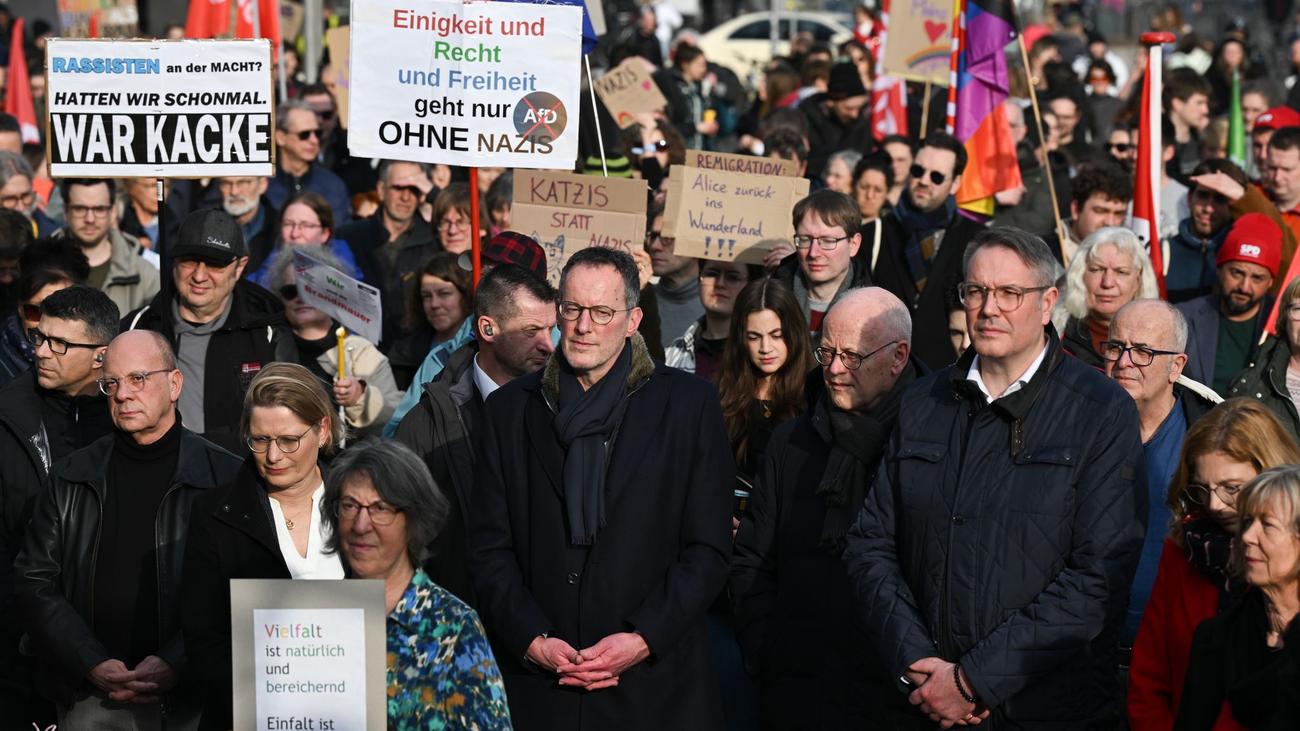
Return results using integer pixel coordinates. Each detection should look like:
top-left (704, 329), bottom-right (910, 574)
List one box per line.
top-left (484, 324), bottom-right (494, 335)
top-left (94, 353), bottom-right (104, 363)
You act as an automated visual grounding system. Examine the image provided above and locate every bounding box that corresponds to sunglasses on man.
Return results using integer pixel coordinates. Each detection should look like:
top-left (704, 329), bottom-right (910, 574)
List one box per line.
top-left (910, 165), bottom-right (946, 185)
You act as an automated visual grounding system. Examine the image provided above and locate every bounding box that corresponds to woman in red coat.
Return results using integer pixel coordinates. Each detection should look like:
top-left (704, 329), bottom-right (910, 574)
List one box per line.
top-left (1128, 399), bottom-right (1300, 729)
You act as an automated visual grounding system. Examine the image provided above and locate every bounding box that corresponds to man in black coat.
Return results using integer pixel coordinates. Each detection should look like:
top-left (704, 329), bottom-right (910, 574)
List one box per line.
top-left (395, 264), bottom-right (557, 605)
top-left (471, 247), bottom-right (734, 730)
top-left (801, 62), bottom-right (872, 179)
top-left (770, 190), bottom-right (872, 340)
top-left (124, 209), bottom-right (295, 454)
top-left (15, 330), bottom-right (242, 725)
top-left (731, 287), bottom-right (922, 729)
top-left (873, 132), bottom-right (986, 370)
top-left (845, 228), bottom-right (1146, 728)
top-left (0, 286), bottom-right (117, 728)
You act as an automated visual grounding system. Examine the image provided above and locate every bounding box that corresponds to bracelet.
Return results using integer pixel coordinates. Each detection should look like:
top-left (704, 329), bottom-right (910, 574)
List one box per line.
top-left (953, 663), bottom-right (978, 705)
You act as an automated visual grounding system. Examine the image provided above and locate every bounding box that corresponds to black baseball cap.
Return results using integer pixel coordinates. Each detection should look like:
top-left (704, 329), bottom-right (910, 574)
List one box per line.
top-left (171, 208), bottom-right (248, 264)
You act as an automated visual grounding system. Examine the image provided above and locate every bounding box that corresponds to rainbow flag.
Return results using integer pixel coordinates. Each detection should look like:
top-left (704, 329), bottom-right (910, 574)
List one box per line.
top-left (946, 0), bottom-right (1021, 215)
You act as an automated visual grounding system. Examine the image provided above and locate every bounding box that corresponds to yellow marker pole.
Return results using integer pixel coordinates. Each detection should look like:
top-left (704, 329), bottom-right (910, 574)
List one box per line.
top-left (335, 326), bottom-right (347, 448)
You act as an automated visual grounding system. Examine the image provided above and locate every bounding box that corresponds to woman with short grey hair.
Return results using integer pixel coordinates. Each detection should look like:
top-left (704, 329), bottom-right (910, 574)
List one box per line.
top-left (322, 439), bottom-right (512, 729)
top-left (823, 149), bottom-right (862, 195)
top-left (1057, 227), bottom-right (1160, 367)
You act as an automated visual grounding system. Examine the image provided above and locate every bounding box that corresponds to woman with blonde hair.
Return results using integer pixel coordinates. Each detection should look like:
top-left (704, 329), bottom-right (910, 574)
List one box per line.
top-left (1129, 399), bottom-right (1300, 730)
top-left (180, 363), bottom-right (346, 730)
top-left (1059, 227), bottom-right (1161, 367)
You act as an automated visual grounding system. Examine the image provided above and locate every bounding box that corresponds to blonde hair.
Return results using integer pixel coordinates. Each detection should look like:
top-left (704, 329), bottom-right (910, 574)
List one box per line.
top-left (1167, 399), bottom-right (1300, 546)
top-left (1233, 465), bottom-right (1300, 584)
top-left (240, 362), bottom-right (343, 453)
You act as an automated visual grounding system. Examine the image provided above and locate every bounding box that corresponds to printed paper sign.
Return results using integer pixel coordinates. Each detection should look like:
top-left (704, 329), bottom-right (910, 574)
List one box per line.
top-left (232, 580), bottom-right (387, 731)
top-left (685, 149), bottom-right (799, 177)
top-left (348, 0), bottom-right (583, 168)
top-left (881, 0), bottom-right (953, 85)
top-left (46, 38), bottom-right (274, 178)
top-left (511, 170), bottom-right (647, 285)
top-left (593, 58), bottom-right (667, 128)
top-left (293, 249), bottom-right (383, 344)
top-left (663, 164), bottom-right (810, 263)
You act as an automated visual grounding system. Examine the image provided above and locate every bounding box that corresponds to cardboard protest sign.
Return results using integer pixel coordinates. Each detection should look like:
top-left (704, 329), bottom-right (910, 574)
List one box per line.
top-left (325, 26), bottom-right (351, 128)
top-left (281, 1), bottom-right (306, 43)
top-left (881, 0), bottom-right (952, 85)
top-left (46, 39), bottom-right (274, 178)
top-left (349, 0), bottom-right (583, 168)
top-left (231, 579), bottom-right (386, 731)
top-left (663, 165), bottom-right (809, 264)
top-left (293, 249), bottom-right (384, 344)
top-left (685, 149), bottom-right (799, 177)
top-left (512, 171), bottom-right (648, 286)
top-left (593, 58), bottom-right (667, 128)
top-left (58, 0), bottom-right (140, 38)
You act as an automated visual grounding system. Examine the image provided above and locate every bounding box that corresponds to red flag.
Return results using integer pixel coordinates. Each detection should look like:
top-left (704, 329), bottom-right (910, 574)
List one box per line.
top-left (186, 0), bottom-right (281, 51)
top-left (1133, 32), bottom-right (1174, 298)
top-left (5, 19), bottom-right (39, 143)
top-left (871, 0), bottom-right (908, 140)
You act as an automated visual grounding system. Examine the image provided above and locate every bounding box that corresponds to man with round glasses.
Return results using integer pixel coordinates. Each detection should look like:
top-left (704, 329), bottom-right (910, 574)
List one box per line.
top-left (846, 227), bottom-right (1146, 727)
top-left (772, 189), bottom-right (871, 339)
top-left (873, 132), bottom-right (986, 369)
top-left (54, 178), bottom-right (159, 315)
top-left (0, 285), bottom-right (117, 728)
top-left (1103, 298), bottom-right (1220, 649)
top-left (15, 329), bottom-right (240, 728)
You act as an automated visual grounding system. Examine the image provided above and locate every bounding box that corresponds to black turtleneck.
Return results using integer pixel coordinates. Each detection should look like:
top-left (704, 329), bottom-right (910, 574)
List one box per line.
top-left (293, 328), bottom-right (337, 385)
top-left (93, 417), bottom-right (182, 665)
top-left (36, 386), bottom-right (113, 464)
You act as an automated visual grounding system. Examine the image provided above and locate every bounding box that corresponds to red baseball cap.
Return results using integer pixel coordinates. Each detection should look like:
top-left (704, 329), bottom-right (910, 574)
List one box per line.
top-left (457, 231), bottom-right (549, 281)
top-left (1253, 106), bottom-right (1300, 132)
top-left (1218, 213), bottom-right (1282, 277)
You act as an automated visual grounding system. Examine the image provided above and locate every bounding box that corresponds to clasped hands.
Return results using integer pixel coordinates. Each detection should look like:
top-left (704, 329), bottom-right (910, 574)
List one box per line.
top-left (89, 655), bottom-right (176, 704)
top-left (905, 656), bottom-right (990, 728)
top-left (526, 632), bottom-right (650, 692)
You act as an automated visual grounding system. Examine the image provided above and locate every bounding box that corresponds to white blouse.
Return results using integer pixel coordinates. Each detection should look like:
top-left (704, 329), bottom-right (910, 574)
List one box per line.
top-left (268, 484), bottom-right (345, 580)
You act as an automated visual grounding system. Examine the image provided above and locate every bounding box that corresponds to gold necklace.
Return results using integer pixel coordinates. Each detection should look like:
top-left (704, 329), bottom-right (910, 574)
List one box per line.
top-left (282, 504), bottom-right (311, 531)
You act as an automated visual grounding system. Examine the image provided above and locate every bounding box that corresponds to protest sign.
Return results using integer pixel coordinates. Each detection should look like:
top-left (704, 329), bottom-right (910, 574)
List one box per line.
top-left (512, 170), bottom-right (647, 285)
top-left (293, 249), bottom-right (384, 344)
top-left (593, 58), bottom-right (667, 128)
top-left (281, 1), bottom-right (306, 43)
top-left (348, 0), bottom-right (583, 168)
top-left (231, 579), bottom-right (386, 731)
top-left (46, 38), bottom-right (274, 178)
top-left (325, 26), bottom-right (352, 128)
top-left (663, 164), bottom-right (809, 264)
top-left (58, 0), bottom-right (140, 38)
top-left (881, 0), bottom-right (952, 85)
top-left (685, 149), bottom-right (798, 177)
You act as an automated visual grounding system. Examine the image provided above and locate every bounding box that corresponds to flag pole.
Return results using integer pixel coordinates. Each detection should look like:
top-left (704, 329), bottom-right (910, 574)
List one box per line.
top-left (469, 168), bottom-right (482, 289)
top-left (920, 78), bottom-right (932, 140)
top-left (1015, 34), bottom-right (1065, 259)
top-left (1135, 31), bottom-right (1176, 297)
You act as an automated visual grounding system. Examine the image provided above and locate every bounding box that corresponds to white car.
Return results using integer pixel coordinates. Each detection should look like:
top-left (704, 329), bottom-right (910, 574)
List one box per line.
top-left (696, 11), bottom-right (854, 81)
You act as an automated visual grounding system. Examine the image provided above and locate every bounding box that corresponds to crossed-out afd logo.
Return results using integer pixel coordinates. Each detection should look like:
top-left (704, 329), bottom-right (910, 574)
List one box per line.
top-left (513, 91), bottom-right (567, 143)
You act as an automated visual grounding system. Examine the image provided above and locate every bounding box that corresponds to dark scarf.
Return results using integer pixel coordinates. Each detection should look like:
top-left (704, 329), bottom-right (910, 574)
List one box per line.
top-left (809, 377), bottom-right (906, 555)
top-left (1184, 517), bottom-right (1245, 608)
top-left (554, 342), bottom-right (634, 546)
top-left (893, 193), bottom-right (957, 287)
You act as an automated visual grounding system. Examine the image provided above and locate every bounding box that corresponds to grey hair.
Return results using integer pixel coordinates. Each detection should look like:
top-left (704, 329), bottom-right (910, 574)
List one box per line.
top-left (267, 245), bottom-right (351, 293)
top-left (962, 226), bottom-right (1064, 288)
top-left (321, 438), bottom-right (450, 566)
top-left (1061, 227), bottom-right (1161, 320)
top-left (276, 99), bottom-right (315, 131)
top-left (1110, 298), bottom-right (1189, 352)
top-left (0, 150), bottom-right (32, 191)
top-left (1231, 465), bottom-right (1300, 583)
top-left (378, 159), bottom-right (432, 184)
top-left (827, 150), bottom-right (863, 174)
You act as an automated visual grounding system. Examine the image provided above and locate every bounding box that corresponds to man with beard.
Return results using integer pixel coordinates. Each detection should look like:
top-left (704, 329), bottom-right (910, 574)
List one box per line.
top-left (212, 176), bottom-right (277, 276)
top-left (395, 263), bottom-right (556, 605)
top-left (1167, 160), bottom-right (1243, 303)
top-left (1177, 213), bottom-right (1280, 395)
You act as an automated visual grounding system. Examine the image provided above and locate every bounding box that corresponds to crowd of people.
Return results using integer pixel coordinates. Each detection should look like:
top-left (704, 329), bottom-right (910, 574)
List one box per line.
top-left (0, 1), bottom-right (1299, 729)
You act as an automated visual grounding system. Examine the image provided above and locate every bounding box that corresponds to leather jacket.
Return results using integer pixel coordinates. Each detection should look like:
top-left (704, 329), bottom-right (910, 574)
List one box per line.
top-left (14, 427), bottom-right (241, 707)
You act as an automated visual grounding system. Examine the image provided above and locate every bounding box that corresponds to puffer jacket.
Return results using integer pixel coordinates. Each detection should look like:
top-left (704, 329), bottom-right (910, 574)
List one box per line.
top-left (844, 326), bottom-right (1147, 728)
top-left (1227, 335), bottom-right (1300, 442)
top-left (13, 429), bottom-right (241, 707)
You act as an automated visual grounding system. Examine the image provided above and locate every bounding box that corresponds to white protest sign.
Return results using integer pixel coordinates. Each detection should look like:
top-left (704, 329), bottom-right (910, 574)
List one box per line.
top-left (348, 0), bottom-right (583, 168)
top-left (46, 38), bottom-right (274, 178)
top-left (232, 580), bottom-right (387, 731)
top-left (293, 249), bottom-right (383, 345)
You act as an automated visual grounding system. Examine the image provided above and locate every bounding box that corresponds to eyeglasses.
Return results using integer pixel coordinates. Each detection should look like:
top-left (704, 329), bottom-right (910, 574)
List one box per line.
top-left (438, 217), bottom-right (468, 232)
top-left (97, 368), bottom-right (173, 396)
top-left (281, 220), bottom-right (323, 234)
top-left (1101, 340), bottom-right (1180, 367)
top-left (0, 190), bottom-right (34, 209)
top-left (388, 184), bottom-right (422, 198)
top-left (314, 108), bottom-right (336, 121)
top-left (700, 268), bottom-right (748, 284)
top-left (1107, 142), bottom-right (1134, 153)
top-left (20, 302), bottom-right (41, 322)
top-left (279, 284), bottom-right (300, 301)
top-left (792, 234), bottom-right (852, 250)
top-left (557, 300), bottom-right (630, 325)
top-left (246, 426), bottom-right (313, 454)
top-left (957, 282), bottom-right (1051, 312)
top-left (67, 204), bottom-right (113, 219)
top-left (814, 340), bottom-right (899, 371)
top-left (910, 164), bottom-right (947, 185)
top-left (292, 129), bottom-right (320, 141)
top-left (336, 497), bottom-right (402, 526)
top-left (29, 328), bottom-right (106, 355)
top-left (1184, 481), bottom-right (1245, 507)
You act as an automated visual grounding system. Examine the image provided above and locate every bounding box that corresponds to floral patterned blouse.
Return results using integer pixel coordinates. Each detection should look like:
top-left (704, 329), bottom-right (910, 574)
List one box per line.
top-left (387, 570), bottom-right (513, 730)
